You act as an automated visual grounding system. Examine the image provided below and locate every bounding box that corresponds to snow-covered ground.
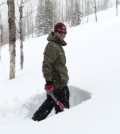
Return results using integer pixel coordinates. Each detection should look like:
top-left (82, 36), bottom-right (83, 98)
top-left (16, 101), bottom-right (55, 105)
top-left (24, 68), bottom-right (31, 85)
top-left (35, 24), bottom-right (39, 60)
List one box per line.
top-left (0, 6), bottom-right (120, 134)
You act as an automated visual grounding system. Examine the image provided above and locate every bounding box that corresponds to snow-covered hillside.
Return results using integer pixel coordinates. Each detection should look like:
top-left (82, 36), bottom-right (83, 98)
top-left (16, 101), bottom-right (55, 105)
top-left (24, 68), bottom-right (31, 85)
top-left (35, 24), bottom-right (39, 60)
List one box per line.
top-left (0, 6), bottom-right (120, 134)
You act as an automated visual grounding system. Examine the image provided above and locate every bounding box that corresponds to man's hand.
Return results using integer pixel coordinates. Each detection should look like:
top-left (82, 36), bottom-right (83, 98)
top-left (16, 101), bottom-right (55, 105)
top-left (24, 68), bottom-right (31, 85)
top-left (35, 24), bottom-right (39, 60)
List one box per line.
top-left (44, 84), bottom-right (53, 95)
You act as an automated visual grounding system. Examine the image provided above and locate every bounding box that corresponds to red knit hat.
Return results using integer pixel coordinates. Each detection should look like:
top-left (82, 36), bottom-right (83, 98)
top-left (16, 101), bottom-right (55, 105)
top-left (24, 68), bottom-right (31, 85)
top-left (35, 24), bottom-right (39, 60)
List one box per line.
top-left (54, 22), bottom-right (67, 33)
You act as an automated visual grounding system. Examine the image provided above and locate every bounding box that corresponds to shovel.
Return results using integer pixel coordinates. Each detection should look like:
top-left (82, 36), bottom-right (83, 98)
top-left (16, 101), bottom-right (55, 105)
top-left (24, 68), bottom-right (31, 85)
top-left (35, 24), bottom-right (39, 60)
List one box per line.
top-left (50, 92), bottom-right (64, 111)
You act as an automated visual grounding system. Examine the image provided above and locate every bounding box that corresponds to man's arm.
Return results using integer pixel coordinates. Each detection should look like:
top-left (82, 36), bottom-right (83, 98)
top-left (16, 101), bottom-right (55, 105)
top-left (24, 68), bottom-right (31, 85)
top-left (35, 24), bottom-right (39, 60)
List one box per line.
top-left (42, 44), bottom-right (58, 83)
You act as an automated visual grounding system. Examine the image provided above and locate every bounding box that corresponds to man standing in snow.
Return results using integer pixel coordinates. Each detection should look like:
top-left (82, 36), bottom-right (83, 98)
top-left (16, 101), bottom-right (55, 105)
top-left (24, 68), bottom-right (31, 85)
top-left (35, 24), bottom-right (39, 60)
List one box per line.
top-left (32, 22), bottom-right (70, 121)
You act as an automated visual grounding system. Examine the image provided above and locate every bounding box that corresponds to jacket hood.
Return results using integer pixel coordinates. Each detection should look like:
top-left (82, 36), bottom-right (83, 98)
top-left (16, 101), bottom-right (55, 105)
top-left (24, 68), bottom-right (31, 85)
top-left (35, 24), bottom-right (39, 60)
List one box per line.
top-left (47, 32), bottom-right (67, 46)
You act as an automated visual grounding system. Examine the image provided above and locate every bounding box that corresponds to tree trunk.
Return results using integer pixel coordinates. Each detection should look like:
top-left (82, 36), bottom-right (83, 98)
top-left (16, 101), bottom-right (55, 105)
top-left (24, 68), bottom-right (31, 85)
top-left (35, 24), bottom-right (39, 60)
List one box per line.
top-left (19, 0), bottom-right (24, 69)
top-left (25, 6), bottom-right (30, 38)
top-left (116, 0), bottom-right (118, 16)
top-left (86, 1), bottom-right (90, 23)
top-left (94, 0), bottom-right (97, 22)
top-left (105, 0), bottom-right (109, 11)
top-left (7, 0), bottom-right (16, 79)
top-left (0, 13), bottom-right (2, 61)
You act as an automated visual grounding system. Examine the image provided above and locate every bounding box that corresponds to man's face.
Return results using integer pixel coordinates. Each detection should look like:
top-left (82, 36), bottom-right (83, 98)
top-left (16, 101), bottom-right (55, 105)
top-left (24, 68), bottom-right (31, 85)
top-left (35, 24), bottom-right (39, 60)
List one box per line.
top-left (54, 31), bottom-right (66, 41)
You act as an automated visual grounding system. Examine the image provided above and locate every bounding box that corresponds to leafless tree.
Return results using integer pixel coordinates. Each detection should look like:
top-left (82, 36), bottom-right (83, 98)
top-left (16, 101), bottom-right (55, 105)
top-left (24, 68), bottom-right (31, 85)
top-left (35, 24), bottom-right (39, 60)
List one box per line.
top-left (104, 0), bottom-right (109, 11)
top-left (85, 0), bottom-right (90, 23)
top-left (29, 3), bottom-right (34, 38)
top-left (17, 0), bottom-right (34, 69)
top-left (7, 0), bottom-right (16, 79)
top-left (0, 1), bottom-right (7, 6)
top-left (116, 0), bottom-right (118, 16)
top-left (0, 13), bottom-right (2, 61)
top-left (24, 3), bottom-right (35, 38)
top-left (18, 0), bottom-right (24, 69)
top-left (89, 0), bottom-right (97, 22)
top-left (0, 1), bottom-right (6, 60)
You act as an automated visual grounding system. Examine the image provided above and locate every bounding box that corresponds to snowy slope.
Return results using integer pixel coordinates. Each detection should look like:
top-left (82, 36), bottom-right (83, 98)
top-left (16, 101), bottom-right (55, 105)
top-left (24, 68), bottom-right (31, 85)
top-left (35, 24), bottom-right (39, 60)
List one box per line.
top-left (0, 6), bottom-right (120, 134)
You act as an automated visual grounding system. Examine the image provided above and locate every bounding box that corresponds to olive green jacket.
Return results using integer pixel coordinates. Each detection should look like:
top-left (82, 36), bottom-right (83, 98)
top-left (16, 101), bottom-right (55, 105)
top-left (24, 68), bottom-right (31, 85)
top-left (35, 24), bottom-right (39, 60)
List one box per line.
top-left (42, 32), bottom-right (69, 89)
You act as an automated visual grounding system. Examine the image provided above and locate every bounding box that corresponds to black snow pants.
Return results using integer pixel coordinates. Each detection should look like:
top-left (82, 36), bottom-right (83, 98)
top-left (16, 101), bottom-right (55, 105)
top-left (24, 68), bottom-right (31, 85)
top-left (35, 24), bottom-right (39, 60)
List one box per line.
top-left (32, 86), bottom-right (70, 121)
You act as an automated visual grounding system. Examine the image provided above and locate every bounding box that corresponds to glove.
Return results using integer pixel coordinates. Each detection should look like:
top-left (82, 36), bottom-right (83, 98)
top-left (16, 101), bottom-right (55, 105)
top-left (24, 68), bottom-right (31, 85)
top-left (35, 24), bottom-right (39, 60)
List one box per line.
top-left (45, 84), bottom-right (53, 95)
top-left (44, 81), bottom-right (53, 95)
top-left (45, 84), bottom-right (53, 90)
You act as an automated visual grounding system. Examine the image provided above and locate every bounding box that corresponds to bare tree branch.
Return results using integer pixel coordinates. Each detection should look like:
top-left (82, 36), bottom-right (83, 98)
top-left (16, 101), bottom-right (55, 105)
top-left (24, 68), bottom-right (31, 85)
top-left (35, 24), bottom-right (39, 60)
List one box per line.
top-left (23, 0), bottom-right (30, 6)
top-left (16, 28), bottom-right (20, 34)
top-left (88, 0), bottom-right (95, 8)
top-left (0, 1), bottom-right (7, 6)
top-left (23, 8), bottom-right (37, 18)
top-left (17, 0), bottom-right (30, 8)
